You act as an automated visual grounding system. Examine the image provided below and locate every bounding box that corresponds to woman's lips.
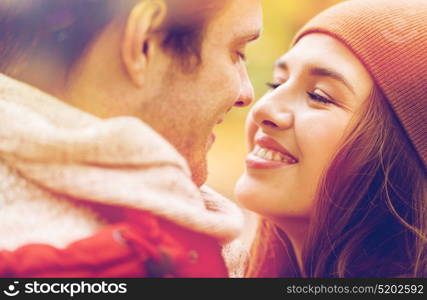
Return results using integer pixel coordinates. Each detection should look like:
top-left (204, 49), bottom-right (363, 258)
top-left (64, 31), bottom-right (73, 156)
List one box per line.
top-left (246, 153), bottom-right (297, 169)
top-left (246, 142), bottom-right (298, 169)
top-left (246, 153), bottom-right (294, 169)
top-left (255, 135), bottom-right (298, 162)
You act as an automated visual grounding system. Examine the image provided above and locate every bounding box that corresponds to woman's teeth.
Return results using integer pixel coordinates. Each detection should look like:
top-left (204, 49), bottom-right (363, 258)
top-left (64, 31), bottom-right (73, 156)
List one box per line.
top-left (252, 145), bottom-right (297, 164)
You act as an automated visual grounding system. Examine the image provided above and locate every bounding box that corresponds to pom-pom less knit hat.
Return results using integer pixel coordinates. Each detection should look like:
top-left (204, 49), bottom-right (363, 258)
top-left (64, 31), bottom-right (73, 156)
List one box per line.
top-left (293, 0), bottom-right (427, 172)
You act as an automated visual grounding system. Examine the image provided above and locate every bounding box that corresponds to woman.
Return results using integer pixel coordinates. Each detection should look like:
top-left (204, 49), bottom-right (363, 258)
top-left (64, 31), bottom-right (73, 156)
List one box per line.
top-left (235, 0), bottom-right (426, 277)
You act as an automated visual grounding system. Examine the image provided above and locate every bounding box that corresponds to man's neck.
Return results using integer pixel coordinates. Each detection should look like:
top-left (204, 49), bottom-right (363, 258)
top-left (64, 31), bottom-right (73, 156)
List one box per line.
top-left (4, 47), bottom-right (69, 98)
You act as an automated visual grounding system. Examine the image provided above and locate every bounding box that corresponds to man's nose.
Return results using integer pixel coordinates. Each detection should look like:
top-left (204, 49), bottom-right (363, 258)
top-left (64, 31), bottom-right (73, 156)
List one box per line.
top-left (234, 69), bottom-right (254, 107)
top-left (251, 96), bottom-right (294, 132)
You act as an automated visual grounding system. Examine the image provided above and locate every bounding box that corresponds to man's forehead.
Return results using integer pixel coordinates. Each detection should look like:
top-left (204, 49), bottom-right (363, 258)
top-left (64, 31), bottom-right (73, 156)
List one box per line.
top-left (219, 0), bottom-right (262, 27)
top-left (216, 0), bottom-right (263, 32)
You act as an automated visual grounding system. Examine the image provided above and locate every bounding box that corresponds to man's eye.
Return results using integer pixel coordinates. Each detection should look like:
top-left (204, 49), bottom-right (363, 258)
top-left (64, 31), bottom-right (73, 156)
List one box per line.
top-left (266, 82), bottom-right (281, 89)
top-left (306, 91), bottom-right (335, 105)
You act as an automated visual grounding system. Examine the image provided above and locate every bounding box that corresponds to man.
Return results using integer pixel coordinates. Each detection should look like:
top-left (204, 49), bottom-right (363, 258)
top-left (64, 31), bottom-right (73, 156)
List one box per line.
top-left (0, 0), bottom-right (262, 277)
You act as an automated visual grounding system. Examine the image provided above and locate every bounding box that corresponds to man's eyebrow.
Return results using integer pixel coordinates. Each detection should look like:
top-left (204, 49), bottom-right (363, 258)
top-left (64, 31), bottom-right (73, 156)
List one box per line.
top-left (235, 30), bottom-right (262, 43)
top-left (274, 60), bottom-right (355, 95)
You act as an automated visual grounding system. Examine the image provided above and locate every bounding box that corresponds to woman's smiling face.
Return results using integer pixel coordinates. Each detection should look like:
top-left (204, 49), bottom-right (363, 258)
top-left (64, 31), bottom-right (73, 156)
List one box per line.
top-left (235, 33), bottom-right (374, 219)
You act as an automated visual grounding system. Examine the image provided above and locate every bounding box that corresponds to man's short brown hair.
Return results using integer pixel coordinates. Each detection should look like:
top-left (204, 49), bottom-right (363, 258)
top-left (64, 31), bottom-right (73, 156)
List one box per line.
top-left (0, 0), bottom-right (227, 74)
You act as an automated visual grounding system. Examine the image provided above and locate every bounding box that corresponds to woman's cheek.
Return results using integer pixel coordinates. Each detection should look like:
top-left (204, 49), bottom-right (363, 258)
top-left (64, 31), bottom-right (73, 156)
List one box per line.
top-left (301, 116), bottom-right (349, 175)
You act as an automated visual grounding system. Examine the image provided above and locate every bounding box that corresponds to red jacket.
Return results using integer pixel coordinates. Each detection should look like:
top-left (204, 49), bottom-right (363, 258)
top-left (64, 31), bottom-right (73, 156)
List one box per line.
top-left (0, 207), bottom-right (228, 278)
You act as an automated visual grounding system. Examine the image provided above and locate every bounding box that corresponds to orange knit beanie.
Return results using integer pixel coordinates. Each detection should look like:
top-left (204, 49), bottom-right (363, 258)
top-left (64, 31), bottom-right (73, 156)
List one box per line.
top-left (293, 0), bottom-right (427, 171)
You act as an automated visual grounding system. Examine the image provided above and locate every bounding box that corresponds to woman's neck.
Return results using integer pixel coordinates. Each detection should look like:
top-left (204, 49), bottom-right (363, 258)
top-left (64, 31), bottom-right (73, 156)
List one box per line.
top-left (272, 216), bottom-right (310, 276)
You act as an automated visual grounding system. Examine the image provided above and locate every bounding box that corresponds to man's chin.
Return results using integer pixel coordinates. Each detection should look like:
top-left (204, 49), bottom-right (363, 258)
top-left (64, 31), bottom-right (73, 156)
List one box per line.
top-left (188, 155), bottom-right (208, 187)
top-left (174, 140), bottom-right (209, 187)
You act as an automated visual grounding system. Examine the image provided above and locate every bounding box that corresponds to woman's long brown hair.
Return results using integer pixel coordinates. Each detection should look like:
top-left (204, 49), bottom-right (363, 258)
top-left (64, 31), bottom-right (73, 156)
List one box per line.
top-left (245, 86), bottom-right (427, 277)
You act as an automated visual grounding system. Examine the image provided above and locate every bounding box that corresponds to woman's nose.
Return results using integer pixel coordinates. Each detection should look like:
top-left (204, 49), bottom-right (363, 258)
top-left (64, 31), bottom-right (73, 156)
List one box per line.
top-left (251, 96), bottom-right (294, 132)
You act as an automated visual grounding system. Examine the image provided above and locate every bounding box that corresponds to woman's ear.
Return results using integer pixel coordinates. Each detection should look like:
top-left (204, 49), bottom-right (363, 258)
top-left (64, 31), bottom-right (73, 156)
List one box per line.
top-left (121, 0), bottom-right (167, 87)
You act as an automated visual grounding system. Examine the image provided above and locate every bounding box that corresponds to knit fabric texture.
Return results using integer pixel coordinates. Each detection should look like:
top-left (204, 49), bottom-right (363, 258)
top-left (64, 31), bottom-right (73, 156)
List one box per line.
top-left (0, 74), bottom-right (244, 251)
top-left (293, 0), bottom-right (427, 171)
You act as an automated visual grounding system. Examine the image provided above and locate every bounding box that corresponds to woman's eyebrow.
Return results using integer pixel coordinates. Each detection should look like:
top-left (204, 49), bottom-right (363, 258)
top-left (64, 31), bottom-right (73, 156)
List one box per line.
top-left (310, 67), bottom-right (355, 95)
top-left (274, 60), bottom-right (288, 71)
top-left (274, 60), bottom-right (355, 95)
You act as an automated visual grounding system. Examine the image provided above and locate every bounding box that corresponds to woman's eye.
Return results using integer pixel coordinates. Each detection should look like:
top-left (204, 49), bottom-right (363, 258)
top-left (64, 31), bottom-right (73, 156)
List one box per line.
top-left (307, 91), bottom-right (335, 105)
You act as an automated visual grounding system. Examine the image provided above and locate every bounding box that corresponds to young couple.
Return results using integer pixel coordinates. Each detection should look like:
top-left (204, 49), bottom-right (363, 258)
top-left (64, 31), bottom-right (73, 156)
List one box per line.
top-left (0, 0), bottom-right (425, 278)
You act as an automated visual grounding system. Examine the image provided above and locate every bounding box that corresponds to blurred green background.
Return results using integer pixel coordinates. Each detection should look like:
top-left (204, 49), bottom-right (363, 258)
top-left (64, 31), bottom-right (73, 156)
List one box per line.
top-left (206, 0), bottom-right (343, 200)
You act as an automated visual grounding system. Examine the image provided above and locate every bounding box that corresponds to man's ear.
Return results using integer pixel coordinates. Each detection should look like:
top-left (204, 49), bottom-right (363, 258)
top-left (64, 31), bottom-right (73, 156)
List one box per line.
top-left (121, 0), bottom-right (167, 87)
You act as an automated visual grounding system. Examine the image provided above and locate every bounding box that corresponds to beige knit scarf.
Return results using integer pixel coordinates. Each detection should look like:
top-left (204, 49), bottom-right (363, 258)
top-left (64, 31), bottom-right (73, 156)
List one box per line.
top-left (0, 74), bottom-right (243, 251)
